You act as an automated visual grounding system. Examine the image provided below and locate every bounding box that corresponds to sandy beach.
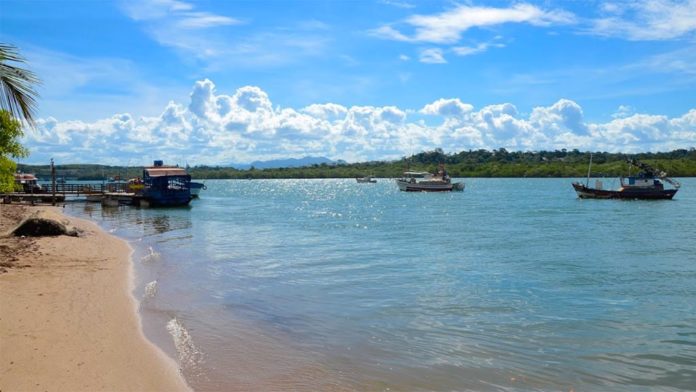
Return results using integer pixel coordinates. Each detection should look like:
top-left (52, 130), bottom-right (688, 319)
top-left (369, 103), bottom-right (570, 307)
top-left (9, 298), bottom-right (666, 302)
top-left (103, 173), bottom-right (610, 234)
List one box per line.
top-left (0, 204), bottom-right (190, 392)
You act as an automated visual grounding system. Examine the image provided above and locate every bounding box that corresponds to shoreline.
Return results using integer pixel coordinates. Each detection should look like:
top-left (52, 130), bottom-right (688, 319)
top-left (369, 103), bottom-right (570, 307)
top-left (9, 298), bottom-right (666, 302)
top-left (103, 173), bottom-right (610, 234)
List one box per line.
top-left (0, 204), bottom-right (190, 391)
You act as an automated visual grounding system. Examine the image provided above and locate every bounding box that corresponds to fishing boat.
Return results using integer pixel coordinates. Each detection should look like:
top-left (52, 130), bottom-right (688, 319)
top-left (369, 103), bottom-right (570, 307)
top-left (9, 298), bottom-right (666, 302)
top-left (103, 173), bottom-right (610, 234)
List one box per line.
top-left (356, 176), bottom-right (377, 183)
top-left (190, 181), bottom-right (206, 198)
top-left (572, 157), bottom-right (680, 200)
top-left (141, 160), bottom-right (192, 207)
top-left (396, 164), bottom-right (464, 192)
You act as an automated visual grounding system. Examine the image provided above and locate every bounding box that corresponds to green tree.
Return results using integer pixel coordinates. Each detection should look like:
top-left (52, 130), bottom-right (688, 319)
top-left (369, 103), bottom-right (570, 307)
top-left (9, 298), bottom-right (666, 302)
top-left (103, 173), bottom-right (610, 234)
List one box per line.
top-left (0, 110), bottom-right (29, 191)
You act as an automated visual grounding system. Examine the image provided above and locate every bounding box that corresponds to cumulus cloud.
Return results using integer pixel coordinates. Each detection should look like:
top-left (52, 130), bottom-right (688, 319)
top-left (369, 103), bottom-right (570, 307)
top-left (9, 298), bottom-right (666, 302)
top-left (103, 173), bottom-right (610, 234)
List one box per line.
top-left (21, 79), bottom-right (696, 165)
top-left (421, 99), bottom-right (474, 117)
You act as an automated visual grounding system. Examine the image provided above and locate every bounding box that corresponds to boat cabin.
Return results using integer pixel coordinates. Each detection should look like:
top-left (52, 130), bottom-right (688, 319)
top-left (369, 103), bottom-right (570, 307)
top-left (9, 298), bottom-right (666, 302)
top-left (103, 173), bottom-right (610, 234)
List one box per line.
top-left (14, 173), bottom-right (42, 193)
top-left (621, 176), bottom-right (664, 189)
top-left (402, 171), bottom-right (434, 179)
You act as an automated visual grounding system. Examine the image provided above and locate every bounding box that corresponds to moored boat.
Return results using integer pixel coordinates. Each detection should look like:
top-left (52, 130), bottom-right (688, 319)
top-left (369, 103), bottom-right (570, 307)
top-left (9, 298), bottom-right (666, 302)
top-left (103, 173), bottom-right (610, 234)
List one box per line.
top-left (141, 160), bottom-right (192, 207)
top-left (14, 173), bottom-right (42, 193)
top-left (396, 164), bottom-right (464, 192)
top-left (356, 176), bottom-right (377, 183)
top-left (572, 158), bottom-right (680, 200)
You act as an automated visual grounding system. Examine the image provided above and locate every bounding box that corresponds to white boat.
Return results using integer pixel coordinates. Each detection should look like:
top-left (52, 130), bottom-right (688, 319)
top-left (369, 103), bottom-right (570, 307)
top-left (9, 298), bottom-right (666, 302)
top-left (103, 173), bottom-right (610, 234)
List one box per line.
top-left (356, 176), bottom-right (377, 183)
top-left (396, 165), bottom-right (464, 192)
top-left (14, 173), bottom-right (42, 193)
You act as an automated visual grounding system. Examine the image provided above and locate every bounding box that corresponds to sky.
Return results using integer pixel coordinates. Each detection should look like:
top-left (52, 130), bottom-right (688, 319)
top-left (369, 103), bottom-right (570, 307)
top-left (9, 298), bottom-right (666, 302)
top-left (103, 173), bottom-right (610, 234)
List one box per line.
top-left (1, 0), bottom-right (695, 165)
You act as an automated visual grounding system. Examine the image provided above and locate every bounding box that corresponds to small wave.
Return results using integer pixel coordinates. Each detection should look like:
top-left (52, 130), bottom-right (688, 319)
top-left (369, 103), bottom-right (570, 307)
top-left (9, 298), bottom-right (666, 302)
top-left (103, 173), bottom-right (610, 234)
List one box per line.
top-left (166, 318), bottom-right (203, 371)
top-left (141, 246), bottom-right (161, 262)
top-left (144, 280), bottom-right (158, 299)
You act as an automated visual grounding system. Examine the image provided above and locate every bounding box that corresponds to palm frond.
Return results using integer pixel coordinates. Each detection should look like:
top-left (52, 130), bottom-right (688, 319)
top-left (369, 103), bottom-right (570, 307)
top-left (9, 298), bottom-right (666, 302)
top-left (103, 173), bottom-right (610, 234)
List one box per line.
top-left (0, 43), bottom-right (41, 127)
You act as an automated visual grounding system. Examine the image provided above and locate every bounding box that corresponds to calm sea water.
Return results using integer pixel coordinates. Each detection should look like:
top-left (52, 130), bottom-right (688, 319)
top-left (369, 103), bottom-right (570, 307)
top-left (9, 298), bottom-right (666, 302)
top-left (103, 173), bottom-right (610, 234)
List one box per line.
top-left (65, 178), bottom-right (696, 391)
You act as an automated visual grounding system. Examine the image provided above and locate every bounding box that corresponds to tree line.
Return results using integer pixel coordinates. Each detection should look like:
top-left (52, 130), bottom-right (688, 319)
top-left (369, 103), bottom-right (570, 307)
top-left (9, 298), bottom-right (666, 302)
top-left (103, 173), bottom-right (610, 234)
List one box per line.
top-left (17, 148), bottom-right (696, 180)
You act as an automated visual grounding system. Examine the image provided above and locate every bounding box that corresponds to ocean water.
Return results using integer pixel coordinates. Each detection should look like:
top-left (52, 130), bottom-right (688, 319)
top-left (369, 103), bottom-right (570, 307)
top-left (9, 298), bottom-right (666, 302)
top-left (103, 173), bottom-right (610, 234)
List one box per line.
top-left (65, 178), bottom-right (696, 391)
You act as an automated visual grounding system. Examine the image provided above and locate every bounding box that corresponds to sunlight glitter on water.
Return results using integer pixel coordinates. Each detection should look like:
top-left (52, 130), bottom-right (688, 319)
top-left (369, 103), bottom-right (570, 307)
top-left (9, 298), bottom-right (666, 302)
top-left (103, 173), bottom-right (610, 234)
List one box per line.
top-left (66, 178), bottom-right (696, 391)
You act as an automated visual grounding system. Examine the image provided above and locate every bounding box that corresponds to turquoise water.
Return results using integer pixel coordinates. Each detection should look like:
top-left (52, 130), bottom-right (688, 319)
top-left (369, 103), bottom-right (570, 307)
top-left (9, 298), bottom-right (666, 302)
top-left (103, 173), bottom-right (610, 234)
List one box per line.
top-left (66, 178), bottom-right (696, 391)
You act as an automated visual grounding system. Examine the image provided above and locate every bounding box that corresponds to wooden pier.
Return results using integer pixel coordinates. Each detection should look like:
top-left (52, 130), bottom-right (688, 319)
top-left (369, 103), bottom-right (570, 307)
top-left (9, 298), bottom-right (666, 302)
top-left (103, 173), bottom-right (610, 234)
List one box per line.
top-left (41, 182), bottom-right (129, 195)
top-left (2, 182), bottom-right (131, 205)
top-left (2, 193), bottom-right (66, 204)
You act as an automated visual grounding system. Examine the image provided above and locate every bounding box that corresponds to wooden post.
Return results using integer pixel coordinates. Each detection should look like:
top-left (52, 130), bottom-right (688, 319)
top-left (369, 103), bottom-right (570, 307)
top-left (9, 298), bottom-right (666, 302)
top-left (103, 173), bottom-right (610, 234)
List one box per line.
top-left (51, 158), bottom-right (56, 206)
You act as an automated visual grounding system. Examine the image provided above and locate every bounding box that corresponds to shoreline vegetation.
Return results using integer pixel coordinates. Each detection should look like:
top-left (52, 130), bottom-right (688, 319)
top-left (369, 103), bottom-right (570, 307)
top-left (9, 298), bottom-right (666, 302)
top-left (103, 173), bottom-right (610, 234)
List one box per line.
top-left (0, 204), bottom-right (190, 392)
top-left (17, 148), bottom-right (696, 180)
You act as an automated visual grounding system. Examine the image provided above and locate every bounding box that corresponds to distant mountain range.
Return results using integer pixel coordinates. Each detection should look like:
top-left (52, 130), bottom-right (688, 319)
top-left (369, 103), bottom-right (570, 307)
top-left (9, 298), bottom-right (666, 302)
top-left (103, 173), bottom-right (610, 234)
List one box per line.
top-left (231, 156), bottom-right (345, 169)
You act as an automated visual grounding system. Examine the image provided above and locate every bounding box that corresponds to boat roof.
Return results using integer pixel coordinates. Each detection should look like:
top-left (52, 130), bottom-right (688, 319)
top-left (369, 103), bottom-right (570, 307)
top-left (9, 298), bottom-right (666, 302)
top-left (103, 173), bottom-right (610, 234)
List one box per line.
top-left (403, 171), bottom-right (431, 175)
top-left (402, 171), bottom-right (432, 177)
top-left (144, 167), bottom-right (189, 177)
top-left (14, 173), bottom-right (37, 180)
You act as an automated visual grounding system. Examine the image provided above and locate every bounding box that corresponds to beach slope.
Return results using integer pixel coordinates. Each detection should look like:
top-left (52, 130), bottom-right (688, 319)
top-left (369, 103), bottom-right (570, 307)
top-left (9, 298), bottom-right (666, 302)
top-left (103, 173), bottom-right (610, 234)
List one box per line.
top-left (0, 204), bottom-right (190, 392)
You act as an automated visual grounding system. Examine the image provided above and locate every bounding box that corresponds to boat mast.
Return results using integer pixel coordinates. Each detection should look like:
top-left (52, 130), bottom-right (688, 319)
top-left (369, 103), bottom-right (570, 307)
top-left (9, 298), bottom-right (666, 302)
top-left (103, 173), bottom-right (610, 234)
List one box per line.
top-left (586, 152), bottom-right (593, 186)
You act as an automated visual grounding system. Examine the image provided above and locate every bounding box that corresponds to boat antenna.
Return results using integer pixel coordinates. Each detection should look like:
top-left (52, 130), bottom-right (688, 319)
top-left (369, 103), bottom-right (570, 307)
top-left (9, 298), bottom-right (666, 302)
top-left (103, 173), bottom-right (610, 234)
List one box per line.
top-left (586, 152), bottom-right (593, 186)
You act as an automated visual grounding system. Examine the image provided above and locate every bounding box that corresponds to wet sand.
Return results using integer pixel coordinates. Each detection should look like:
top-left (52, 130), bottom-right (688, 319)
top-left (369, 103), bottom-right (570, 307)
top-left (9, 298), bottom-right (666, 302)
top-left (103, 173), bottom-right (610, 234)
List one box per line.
top-left (0, 204), bottom-right (190, 391)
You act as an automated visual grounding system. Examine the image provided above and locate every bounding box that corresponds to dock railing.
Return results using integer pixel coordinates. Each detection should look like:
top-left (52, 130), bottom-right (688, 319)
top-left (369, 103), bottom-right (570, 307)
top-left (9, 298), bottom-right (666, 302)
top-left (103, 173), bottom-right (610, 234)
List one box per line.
top-left (40, 182), bottom-right (129, 195)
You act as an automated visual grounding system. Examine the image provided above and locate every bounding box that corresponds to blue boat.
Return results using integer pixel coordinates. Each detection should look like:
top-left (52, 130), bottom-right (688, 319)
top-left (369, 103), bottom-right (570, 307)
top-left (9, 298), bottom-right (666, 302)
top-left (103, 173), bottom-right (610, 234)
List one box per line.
top-left (141, 160), bottom-right (192, 207)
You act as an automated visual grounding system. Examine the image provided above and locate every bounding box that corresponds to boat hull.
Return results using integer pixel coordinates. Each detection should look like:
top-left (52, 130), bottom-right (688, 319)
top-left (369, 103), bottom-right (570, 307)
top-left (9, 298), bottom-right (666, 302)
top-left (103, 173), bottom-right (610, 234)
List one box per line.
top-left (190, 182), bottom-right (206, 198)
top-left (572, 183), bottom-right (677, 200)
top-left (396, 179), bottom-right (464, 192)
top-left (142, 194), bottom-right (192, 207)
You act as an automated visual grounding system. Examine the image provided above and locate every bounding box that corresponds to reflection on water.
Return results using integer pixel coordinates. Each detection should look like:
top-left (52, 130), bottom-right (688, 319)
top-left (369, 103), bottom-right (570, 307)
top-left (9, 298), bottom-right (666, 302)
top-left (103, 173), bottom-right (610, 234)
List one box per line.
top-left (65, 179), bottom-right (696, 391)
top-left (75, 202), bottom-right (193, 238)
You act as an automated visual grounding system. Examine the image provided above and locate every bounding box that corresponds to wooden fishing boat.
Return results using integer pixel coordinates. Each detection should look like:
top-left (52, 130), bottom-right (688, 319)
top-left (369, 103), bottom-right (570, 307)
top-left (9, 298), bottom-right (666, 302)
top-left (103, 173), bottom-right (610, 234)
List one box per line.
top-left (572, 157), bottom-right (680, 200)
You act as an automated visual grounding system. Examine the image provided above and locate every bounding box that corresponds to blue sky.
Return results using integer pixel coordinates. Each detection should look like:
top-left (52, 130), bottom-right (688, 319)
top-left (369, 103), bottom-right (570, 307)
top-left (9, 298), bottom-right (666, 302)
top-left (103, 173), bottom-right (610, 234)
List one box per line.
top-left (1, 0), bottom-right (695, 165)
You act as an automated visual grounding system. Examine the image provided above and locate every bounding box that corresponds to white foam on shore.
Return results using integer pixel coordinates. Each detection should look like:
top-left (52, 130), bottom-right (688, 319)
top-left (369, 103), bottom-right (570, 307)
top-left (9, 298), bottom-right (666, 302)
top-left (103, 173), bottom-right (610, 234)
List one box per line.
top-left (167, 318), bottom-right (204, 372)
top-left (144, 280), bottom-right (158, 299)
top-left (58, 208), bottom-right (192, 391)
top-left (141, 246), bottom-right (161, 262)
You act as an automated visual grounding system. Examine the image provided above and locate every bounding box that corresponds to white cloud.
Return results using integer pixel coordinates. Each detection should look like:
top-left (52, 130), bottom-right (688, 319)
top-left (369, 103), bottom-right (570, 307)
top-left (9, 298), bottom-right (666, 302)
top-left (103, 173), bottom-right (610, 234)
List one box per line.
top-left (589, 0), bottom-right (696, 40)
top-left (176, 12), bottom-right (239, 29)
top-left (370, 25), bottom-right (412, 42)
top-left (421, 99), bottom-right (473, 117)
top-left (122, 0), bottom-right (239, 26)
top-left (452, 35), bottom-right (507, 57)
top-left (530, 99), bottom-right (589, 136)
top-left (302, 103), bottom-right (348, 121)
top-left (120, 0), bottom-right (329, 68)
top-left (372, 3), bottom-right (575, 44)
top-left (612, 105), bottom-right (635, 118)
top-left (379, 0), bottom-right (415, 9)
top-left (22, 80), bottom-right (696, 165)
top-left (419, 48), bottom-right (447, 64)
